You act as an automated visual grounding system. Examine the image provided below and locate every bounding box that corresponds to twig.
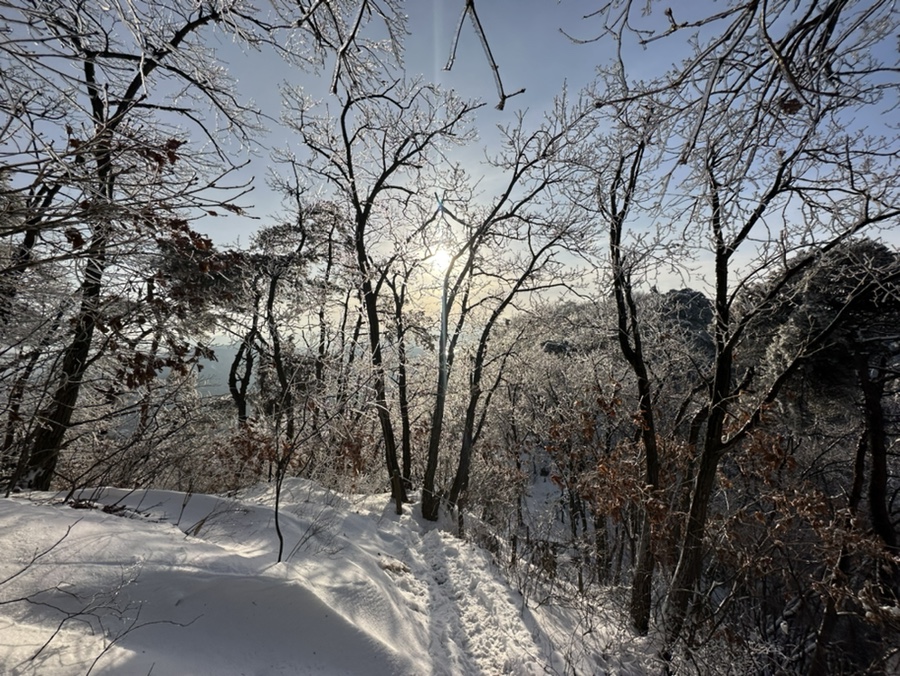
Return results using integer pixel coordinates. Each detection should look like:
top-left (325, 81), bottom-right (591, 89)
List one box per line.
top-left (444, 0), bottom-right (525, 110)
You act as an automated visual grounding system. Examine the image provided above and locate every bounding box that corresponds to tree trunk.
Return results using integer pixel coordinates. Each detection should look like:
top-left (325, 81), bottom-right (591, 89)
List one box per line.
top-left (808, 432), bottom-right (865, 676)
top-left (663, 415), bottom-right (724, 644)
top-left (228, 331), bottom-right (256, 426)
top-left (858, 355), bottom-right (896, 548)
top-left (357, 247), bottom-right (406, 506)
top-left (396, 339), bottom-right (413, 489)
top-left (630, 510), bottom-right (655, 634)
top-left (422, 277), bottom-right (450, 521)
top-left (664, 168), bottom-right (732, 645)
top-left (448, 329), bottom-right (483, 510)
top-left (448, 407), bottom-right (476, 510)
top-left (421, 361), bottom-right (447, 520)
top-left (627, 364), bottom-right (660, 635)
top-left (388, 275), bottom-right (413, 489)
top-left (857, 354), bottom-right (899, 594)
top-left (16, 242), bottom-right (107, 490)
top-left (605, 140), bottom-right (662, 634)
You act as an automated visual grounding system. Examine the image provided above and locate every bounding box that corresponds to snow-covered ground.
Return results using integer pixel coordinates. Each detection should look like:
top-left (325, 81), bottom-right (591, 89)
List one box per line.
top-left (0, 480), bottom-right (653, 675)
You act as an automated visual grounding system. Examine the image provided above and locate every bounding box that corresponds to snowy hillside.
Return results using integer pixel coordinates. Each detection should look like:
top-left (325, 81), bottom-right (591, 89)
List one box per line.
top-left (0, 481), bottom-right (651, 675)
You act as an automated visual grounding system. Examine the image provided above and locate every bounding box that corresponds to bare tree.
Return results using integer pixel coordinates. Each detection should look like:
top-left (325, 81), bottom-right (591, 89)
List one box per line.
top-left (0, 0), bottom-right (408, 492)
top-left (418, 95), bottom-right (598, 521)
top-left (603, 137), bottom-right (660, 636)
top-left (575, 0), bottom-right (900, 648)
top-left (0, 1), bottom-right (265, 490)
top-left (281, 78), bottom-right (481, 506)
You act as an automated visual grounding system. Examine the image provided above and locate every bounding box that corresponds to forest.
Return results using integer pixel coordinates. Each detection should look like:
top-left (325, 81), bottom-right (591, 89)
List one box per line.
top-left (1, 1), bottom-right (899, 673)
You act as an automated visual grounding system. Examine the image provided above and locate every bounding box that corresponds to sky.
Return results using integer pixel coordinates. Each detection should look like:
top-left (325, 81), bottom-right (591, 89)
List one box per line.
top-left (204, 1), bottom-right (610, 247)
top-left (199, 0), bottom-right (900, 297)
top-left (9, 0), bottom-right (892, 288)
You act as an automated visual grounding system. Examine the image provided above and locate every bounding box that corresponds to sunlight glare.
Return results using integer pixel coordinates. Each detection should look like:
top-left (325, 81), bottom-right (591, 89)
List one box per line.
top-left (430, 248), bottom-right (453, 274)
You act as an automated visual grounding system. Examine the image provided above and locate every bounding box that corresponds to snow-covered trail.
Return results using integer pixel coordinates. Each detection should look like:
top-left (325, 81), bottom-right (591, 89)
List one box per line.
top-left (0, 480), bottom-right (593, 675)
top-left (300, 493), bottom-right (557, 675)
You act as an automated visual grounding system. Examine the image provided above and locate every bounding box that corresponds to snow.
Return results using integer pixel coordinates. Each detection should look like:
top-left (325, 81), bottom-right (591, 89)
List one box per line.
top-left (0, 480), bottom-right (653, 675)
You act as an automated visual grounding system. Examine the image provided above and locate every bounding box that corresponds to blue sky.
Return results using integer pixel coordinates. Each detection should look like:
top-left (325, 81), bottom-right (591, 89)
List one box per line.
top-left (206, 2), bottom-right (615, 246)
top-left (202, 0), bottom-right (899, 269)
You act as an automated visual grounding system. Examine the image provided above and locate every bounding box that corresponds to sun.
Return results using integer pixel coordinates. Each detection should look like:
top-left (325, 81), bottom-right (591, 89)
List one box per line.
top-left (430, 248), bottom-right (453, 274)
